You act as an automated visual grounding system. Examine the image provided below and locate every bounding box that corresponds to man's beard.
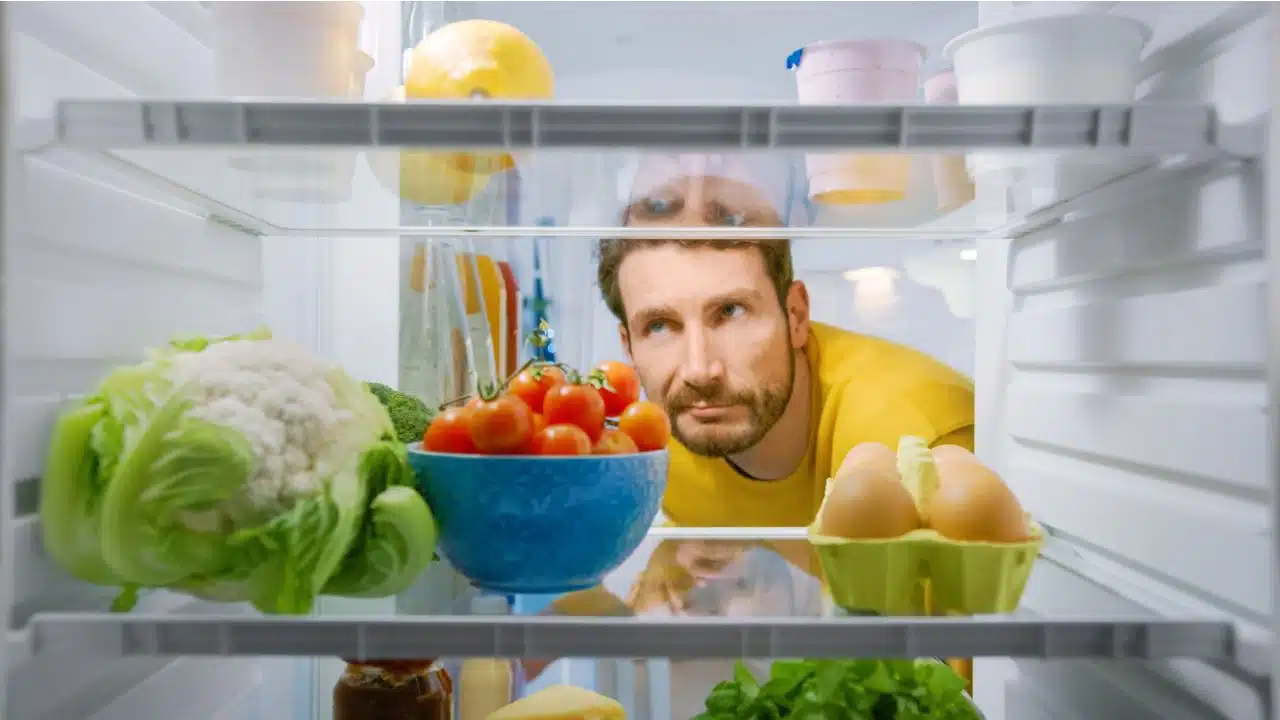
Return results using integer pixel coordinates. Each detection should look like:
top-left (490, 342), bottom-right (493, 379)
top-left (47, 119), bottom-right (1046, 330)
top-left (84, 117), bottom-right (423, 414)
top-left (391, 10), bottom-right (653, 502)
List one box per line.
top-left (665, 350), bottom-right (796, 457)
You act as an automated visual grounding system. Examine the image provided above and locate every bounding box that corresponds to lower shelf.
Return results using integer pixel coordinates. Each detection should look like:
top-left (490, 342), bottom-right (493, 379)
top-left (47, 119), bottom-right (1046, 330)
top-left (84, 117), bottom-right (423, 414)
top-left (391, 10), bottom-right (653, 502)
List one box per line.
top-left (24, 613), bottom-right (1234, 661)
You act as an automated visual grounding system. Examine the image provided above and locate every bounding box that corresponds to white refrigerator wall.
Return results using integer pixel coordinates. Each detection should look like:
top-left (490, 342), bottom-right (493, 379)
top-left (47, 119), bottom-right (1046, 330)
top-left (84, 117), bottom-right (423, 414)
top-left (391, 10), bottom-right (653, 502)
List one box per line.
top-left (974, 3), bottom-right (1273, 720)
top-left (0, 2), bottom-right (320, 718)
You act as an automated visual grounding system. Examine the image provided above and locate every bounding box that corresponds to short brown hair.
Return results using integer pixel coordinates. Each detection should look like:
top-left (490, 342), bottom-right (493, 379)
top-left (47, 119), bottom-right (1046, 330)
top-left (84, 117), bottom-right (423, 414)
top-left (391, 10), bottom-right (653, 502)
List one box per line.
top-left (597, 237), bottom-right (795, 324)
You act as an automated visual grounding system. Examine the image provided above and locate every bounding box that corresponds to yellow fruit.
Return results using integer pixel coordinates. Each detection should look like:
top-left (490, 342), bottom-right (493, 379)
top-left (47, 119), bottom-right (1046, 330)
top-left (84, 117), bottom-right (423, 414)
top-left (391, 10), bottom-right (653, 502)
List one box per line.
top-left (819, 465), bottom-right (921, 540)
top-left (486, 684), bottom-right (625, 720)
top-left (366, 86), bottom-right (491, 206)
top-left (405, 19), bottom-right (555, 175)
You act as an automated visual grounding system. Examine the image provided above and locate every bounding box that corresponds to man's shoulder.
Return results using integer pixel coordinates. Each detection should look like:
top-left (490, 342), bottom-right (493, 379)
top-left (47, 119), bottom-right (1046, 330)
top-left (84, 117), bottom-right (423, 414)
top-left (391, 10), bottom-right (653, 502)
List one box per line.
top-left (811, 322), bottom-right (972, 390)
top-left (811, 323), bottom-right (974, 433)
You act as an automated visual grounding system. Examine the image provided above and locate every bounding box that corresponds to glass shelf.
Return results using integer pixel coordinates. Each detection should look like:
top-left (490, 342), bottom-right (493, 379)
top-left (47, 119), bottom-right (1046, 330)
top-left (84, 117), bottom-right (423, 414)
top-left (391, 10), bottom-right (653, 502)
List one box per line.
top-left (26, 100), bottom-right (1260, 239)
top-left (21, 528), bottom-right (1235, 662)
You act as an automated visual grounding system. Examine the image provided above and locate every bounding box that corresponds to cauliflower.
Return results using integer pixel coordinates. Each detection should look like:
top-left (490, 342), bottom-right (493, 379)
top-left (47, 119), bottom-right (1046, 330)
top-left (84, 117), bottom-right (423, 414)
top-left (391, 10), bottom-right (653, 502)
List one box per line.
top-left (41, 329), bottom-right (437, 614)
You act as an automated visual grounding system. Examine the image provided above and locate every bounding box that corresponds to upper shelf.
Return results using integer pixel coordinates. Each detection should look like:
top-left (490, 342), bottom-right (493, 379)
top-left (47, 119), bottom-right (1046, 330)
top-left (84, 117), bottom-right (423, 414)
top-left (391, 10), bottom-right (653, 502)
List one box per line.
top-left (29, 100), bottom-right (1261, 239)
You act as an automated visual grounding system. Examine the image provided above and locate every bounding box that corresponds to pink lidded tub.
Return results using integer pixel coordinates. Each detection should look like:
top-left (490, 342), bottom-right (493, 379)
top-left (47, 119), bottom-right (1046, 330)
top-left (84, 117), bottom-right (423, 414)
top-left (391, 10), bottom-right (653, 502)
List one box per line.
top-left (790, 39), bottom-right (924, 205)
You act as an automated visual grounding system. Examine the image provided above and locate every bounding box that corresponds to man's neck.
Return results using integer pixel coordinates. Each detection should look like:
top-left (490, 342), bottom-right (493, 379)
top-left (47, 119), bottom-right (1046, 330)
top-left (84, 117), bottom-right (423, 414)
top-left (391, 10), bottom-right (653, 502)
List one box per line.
top-left (726, 350), bottom-right (812, 481)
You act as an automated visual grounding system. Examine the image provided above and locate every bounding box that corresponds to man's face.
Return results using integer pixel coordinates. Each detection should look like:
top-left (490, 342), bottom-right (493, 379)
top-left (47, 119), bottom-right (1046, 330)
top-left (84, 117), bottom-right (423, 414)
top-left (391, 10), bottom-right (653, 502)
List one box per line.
top-left (617, 175), bottom-right (806, 456)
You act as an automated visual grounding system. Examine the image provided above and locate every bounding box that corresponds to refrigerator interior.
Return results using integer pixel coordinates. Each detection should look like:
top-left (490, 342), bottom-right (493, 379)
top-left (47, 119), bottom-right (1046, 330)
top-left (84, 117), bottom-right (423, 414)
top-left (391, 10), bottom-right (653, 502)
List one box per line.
top-left (1, 1), bottom-right (1275, 719)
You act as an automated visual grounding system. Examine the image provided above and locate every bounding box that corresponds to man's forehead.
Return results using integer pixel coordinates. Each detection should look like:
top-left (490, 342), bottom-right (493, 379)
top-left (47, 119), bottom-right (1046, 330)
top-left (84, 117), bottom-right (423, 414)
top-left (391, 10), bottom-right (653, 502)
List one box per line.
top-left (625, 153), bottom-right (796, 221)
top-left (618, 243), bottom-right (772, 311)
top-left (634, 175), bottom-right (781, 217)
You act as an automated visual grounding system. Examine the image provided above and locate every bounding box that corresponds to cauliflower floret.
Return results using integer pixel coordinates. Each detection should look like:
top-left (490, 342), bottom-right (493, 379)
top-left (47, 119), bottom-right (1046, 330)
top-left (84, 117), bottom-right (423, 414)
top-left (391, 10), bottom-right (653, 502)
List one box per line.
top-left (168, 339), bottom-right (364, 520)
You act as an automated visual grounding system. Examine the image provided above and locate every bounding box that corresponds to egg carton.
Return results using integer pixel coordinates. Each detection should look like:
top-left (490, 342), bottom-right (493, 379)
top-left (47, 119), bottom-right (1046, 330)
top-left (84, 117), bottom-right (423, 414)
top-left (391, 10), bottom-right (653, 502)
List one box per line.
top-left (809, 519), bottom-right (1044, 616)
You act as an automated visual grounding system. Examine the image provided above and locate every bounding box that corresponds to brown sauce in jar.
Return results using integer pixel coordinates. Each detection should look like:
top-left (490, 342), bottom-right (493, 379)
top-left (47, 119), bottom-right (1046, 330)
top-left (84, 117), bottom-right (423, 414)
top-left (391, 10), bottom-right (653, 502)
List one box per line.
top-left (333, 658), bottom-right (454, 720)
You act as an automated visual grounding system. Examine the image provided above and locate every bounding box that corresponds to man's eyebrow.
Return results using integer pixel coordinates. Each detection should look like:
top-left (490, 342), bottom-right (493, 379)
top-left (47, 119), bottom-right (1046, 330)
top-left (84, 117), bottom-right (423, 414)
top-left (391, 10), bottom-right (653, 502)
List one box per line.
top-left (703, 199), bottom-right (781, 227)
top-left (703, 289), bottom-right (766, 308)
top-left (628, 304), bottom-right (678, 329)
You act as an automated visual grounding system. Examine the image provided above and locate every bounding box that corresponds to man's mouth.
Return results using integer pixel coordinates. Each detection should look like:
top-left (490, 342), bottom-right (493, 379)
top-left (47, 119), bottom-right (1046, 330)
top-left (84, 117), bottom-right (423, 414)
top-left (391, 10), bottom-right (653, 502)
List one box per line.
top-left (685, 404), bottom-right (736, 420)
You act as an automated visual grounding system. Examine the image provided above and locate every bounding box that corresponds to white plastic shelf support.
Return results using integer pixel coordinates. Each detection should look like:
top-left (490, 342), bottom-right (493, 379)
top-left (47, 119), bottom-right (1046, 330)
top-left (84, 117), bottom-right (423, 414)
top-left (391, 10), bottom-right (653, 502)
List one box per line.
top-left (27, 614), bottom-right (1234, 661)
top-left (47, 100), bottom-right (1251, 156)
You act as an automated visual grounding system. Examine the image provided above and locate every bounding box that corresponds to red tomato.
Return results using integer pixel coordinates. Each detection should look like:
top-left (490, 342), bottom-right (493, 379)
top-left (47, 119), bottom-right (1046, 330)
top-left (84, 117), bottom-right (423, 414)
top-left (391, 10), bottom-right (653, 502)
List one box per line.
top-left (519, 413), bottom-right (549, 454)
top-left (468, 394), bottom-right (535, 454)
top-left (544, 382), bottom-right (607, 443)
top-left (593, 428), bottom-right (639, 455)
top-left (507, 366), bottom-right (566, 413)
top-left (532, 423), bottom-right (593, 456)
top-left (617, 401), bottom-right (671, 452)
top-left (423, 407), bottom-right (479, 454)
top-left (594, 361), bottom-right (642, 417)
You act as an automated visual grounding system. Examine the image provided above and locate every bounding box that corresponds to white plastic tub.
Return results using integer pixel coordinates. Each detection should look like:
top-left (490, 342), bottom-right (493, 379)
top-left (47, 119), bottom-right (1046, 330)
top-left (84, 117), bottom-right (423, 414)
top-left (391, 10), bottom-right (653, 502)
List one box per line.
top-left (792, 39), bottom-right (924, 205)
top-left (214, 2), bottom-right (369, 200)
top-left (945, 14), bottom-right (1152, 181)
top-left (210, 1), bottom-right (365, 98)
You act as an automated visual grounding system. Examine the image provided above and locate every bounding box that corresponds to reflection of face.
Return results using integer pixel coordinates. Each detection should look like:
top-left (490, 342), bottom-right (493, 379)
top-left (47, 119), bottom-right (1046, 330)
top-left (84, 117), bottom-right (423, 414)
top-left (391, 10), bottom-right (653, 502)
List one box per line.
top-left (619, 176), bottom-right (796, 456)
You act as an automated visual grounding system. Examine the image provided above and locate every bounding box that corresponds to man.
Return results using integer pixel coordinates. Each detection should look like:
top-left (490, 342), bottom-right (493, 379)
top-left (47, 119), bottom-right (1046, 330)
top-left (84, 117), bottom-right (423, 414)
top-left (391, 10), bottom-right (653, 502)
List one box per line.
top-left (602, 154), bottom-right (974, 528)
top-left (526, 153), bottom-right (977, 687)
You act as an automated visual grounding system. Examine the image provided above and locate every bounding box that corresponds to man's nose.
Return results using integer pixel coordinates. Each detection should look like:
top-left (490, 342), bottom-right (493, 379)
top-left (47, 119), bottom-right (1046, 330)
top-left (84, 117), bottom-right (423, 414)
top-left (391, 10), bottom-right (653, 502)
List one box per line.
top-left (680, 326), bottom-right (724, 387)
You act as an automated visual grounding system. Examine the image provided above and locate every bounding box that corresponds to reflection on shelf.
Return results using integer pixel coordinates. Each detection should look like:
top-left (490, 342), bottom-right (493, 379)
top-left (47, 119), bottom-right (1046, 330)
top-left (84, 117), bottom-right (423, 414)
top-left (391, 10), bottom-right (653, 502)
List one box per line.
top-left (20, 528), bottom-right (1237, 663)
top-left (30, 101), bottom-right (1255, 239)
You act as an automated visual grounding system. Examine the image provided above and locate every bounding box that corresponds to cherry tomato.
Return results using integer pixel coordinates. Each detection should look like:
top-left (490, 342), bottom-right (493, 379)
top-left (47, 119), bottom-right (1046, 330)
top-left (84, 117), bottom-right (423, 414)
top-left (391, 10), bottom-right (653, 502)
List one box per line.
top-left (423, 407), bottom-right (479, 454)
top-left (531, 413), bottom-right (548, 436)
top-left (544, 382), bottom-right (607, 443)
top-left (468, 394), bottom-right (535, 454)
top-left (507, 366), bottom-right (566, 413)
top-left (594, 361), bottom-right (642, 417)
top-left (593, 428), bottom-right (639, 455)
top-left (520, 413), bottom-right (549, 454)
top-left (617, 400), bottom-right (671, 452)
top-left (532, 423), bottom-right (593, 456)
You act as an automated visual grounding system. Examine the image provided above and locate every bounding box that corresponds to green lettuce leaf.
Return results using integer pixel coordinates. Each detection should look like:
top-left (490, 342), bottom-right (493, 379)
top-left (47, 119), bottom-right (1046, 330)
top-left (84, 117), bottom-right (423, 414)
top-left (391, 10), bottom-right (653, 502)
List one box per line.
top-left (323, 442), bottom-right (438, 598)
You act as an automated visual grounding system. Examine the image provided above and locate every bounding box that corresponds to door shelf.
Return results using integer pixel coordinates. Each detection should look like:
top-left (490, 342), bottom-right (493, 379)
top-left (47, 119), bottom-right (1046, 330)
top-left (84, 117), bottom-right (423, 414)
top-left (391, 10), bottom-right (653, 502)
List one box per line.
top-left (23, 100), bottom-right (1261, 239)
top-left (23, 613), bottom-right (1234, 661)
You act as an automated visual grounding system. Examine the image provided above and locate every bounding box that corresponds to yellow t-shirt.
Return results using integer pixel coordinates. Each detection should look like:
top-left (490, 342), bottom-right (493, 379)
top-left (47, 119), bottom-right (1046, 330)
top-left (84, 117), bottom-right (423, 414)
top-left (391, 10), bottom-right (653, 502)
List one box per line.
top-left (661, 322), bottom-right (975, 528)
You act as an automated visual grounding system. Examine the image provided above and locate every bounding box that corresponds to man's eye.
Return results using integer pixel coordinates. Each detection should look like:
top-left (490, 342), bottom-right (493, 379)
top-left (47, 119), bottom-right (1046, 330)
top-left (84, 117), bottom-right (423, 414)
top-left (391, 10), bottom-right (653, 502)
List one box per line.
top-left (646, 319), bottom-right (669, 334)
top-left (719, 304), bottom-right (745, 319)
top-left (643, 197), bottom-right (673, 215)
top-left (718, 211), bottom-right (747, 227)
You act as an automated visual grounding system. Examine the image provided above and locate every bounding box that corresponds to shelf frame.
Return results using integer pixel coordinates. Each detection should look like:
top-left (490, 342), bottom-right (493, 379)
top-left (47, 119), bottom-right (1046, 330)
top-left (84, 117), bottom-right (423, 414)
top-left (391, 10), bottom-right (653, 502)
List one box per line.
top-left (24, 613), bottom-right (1234, 662)
top-left (24, 100), bottom-right (1264, 240)
top-left (52, 100), bottom-right (1247, 156)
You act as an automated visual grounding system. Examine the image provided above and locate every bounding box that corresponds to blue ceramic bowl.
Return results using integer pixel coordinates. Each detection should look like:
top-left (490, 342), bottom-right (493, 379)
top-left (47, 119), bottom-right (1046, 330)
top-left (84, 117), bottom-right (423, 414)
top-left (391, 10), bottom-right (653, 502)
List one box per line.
top-left (407, 445), bottom-right (668, 594)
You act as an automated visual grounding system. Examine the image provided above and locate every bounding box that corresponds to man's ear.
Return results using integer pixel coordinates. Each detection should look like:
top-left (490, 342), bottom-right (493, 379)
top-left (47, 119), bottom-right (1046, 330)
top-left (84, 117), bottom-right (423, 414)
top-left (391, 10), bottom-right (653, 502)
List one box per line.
top-left (618, 322), bottom-right (632, 360)
top-left (786, 280), bottom-right (811, 350)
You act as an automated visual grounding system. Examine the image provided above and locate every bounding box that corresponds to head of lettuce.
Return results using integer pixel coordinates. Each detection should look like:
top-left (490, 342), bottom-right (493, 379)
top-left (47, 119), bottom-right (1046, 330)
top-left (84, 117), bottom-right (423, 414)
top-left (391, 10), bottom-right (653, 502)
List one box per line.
top-left (41, 328), bottom-right (437, 615)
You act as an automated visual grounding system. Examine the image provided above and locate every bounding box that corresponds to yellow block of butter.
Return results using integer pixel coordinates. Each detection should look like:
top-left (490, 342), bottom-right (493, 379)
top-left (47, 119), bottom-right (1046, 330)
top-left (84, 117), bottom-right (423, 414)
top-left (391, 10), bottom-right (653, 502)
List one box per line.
top-left (487, 684), bottom-right (626, 720)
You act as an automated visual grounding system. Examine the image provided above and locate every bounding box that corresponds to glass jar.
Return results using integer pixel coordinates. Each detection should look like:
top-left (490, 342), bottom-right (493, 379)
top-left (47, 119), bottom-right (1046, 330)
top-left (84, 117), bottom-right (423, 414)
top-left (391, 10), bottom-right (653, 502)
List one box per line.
top-left (333, 659), bottom-right (454, 720)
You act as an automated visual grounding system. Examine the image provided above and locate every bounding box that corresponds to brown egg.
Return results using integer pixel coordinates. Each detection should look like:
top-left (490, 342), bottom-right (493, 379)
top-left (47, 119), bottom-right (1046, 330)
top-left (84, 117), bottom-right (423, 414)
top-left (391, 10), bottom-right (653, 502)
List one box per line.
top-left (820, 465), bottom-right (921, 540)
top-left (931, 444), bottom-right (980, 467)
top-left (926, 456), bottom-right (1027, 543)
top-left (837, 441), bottom-right (899, 478)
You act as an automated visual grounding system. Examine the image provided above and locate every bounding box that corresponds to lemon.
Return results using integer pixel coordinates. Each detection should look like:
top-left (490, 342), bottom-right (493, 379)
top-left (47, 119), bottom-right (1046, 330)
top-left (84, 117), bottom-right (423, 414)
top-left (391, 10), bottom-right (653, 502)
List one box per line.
top-left (366, 86), bottom-right (492, 206)
top-left (405, 19), bottom-right (555, 174)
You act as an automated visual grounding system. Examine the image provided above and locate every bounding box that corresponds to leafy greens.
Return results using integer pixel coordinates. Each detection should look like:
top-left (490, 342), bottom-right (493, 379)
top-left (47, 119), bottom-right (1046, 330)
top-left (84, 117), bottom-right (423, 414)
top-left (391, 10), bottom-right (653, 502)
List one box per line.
top-left (694, 659), bottom-right (981, 720)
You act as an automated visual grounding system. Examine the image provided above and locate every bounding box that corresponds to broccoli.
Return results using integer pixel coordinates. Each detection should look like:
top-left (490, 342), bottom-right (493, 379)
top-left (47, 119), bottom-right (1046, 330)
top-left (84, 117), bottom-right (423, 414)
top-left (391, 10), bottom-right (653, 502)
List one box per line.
top-left (367, 382), bottom-right (437, 444)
